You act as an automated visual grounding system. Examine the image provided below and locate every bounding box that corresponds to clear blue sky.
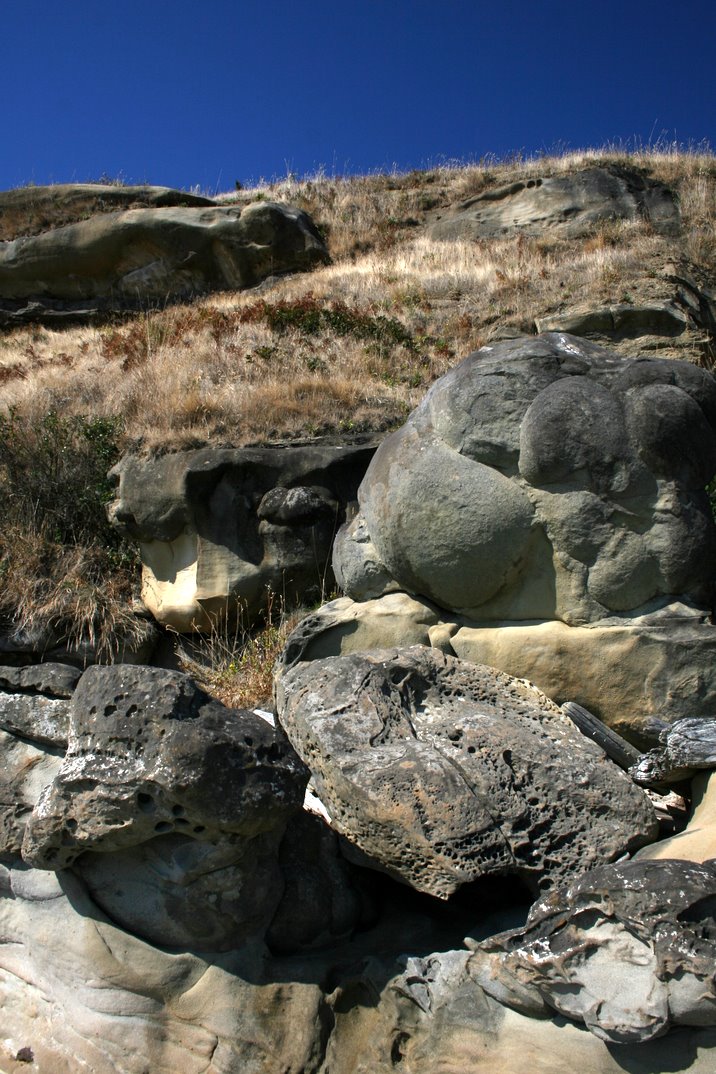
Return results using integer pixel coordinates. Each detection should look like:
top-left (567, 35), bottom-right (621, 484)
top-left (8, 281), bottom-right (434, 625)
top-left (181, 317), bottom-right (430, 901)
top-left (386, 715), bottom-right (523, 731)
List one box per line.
top-left (4, 0), bottom-right (715, 193)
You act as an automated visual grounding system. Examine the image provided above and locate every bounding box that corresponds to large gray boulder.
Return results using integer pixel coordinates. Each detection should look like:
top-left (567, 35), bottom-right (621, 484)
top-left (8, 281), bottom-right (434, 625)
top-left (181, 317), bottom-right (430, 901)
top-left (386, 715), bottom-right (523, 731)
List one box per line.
top-left (19, 665), bottom-right (310, 949)
top-left (109, 441), bottom-right (377, 630)
top-left (275, 645), bottom-right (657, 898)
top-left (0, 200), bottom-right (328, 322)
top-left (331, 334), bottom-right (716, 742)
top-left (431, 165), bottom-right (680, 240)
top-left (470, 858), bottom-right (716, 1043)
top-left (341, 334), bottom-right (716, 625)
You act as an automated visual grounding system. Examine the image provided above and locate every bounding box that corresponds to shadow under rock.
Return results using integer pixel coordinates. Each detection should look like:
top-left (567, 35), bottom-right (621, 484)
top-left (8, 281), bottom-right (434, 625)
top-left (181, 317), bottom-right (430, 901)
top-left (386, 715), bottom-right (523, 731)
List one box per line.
top-left (606, 1028), bottom-right (716, 1073)
top-left (59, 854), bottom-right (533, 1003)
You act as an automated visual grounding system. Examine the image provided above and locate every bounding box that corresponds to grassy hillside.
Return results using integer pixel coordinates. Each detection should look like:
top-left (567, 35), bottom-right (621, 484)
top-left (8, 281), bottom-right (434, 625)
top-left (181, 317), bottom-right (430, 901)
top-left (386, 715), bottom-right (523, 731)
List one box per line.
top-left (1, 147), bottom-right (714, 664)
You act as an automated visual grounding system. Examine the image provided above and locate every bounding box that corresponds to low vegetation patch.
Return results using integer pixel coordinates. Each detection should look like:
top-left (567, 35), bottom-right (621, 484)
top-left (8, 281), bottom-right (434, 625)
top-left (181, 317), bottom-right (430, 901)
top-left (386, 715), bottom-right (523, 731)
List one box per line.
top-left (1, 145), bottom-right (715, 680)
top-left (0, 408), bottom-right (138, 657)
top-left (178, 594), bottom-right (302, 710)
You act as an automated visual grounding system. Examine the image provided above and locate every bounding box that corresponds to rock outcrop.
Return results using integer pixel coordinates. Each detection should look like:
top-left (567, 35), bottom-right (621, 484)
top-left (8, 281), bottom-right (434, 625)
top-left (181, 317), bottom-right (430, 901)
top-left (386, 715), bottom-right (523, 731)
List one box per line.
top-left (431, 164), bottom-right (680, 240)
top-left (0, 182), bottom-right (216, 241)
top-left (0, 650), bottom-right (712, 1071)
top-left (109, 440), bottom-right (377, 629)
top-left (0, 199), bottom-right (328, 323)
top-left (327, 333), bottom-right (716, 743)
top-left (276, 646), bottom-right (657, 897)
top-left (470, 858), bottom-right (716, 1044)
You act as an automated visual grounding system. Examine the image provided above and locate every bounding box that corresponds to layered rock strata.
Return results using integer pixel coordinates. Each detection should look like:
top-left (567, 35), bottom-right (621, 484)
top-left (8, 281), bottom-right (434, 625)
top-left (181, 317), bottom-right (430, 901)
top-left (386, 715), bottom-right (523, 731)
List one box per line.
top-left (109, 441), bottom-right (377, 629)
top-left (0, 198), bottom-right (328, 323)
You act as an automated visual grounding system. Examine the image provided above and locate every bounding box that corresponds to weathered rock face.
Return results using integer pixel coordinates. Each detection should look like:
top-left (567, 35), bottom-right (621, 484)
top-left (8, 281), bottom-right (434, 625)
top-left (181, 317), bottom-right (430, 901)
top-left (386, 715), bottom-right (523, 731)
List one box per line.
top-left (11, 666), bottom-right (310, 952)
top-left (109, 441), bottom-right (377, 630)
top-left (276, 646), bottom-right (657, 898)
top-left (470, 858), bottom-right (716, 1044)
top-left (0, 182), bottom-right (216, 241)
top-left (636, 770), bottom-right (716, 862)
top-left (1, 657), bottom-right (715, 1072)
top-left (329, 334), bottom-right (716, 741)
top-left (22, 665), bottom-right (308, 869)
top-left (0, 662), bottom-right (79, 747)
top-left (0, 200), bottom-right (328, 323)
top-left (273, 595), bottom-right (716, 747)
top-left (430, 165), bottom-right (680, 241)
top-left (341, 334), bottom-right (716, 624)
top-left (630, 717), bottom-right (716, 784)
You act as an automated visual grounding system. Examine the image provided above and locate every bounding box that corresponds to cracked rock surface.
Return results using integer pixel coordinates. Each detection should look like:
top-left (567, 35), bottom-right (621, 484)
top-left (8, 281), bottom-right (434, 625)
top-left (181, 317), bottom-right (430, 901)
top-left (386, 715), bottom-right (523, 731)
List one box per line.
top-left (469, 857), bottom-right (716, 1044)
top-left (275, 645), bottom-right (658, 897)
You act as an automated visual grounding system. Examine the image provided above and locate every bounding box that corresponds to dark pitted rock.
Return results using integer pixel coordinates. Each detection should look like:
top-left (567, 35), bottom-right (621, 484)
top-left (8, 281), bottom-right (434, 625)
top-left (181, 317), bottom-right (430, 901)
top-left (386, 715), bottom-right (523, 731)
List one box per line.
top-left (108, 440), bottom-right (377, 630)
top-left (0, 200), bottom-right (328, 324)
top-left (469, 858), bottom-right (716, 1044)
top-left (275, 646), bottom-right (658, 898)
top-left (0, 662), bottom-right (78, 748)
top-left (22, 665), bottom-right (308, 870)
top-left (0, 663), bottom-right (81, 698)
top-left (0, 183), bottom-right (216, 240)
top-left (631, 717), bottom-right (716, 784)
top-left (430, 165), bottom-right (680, 241)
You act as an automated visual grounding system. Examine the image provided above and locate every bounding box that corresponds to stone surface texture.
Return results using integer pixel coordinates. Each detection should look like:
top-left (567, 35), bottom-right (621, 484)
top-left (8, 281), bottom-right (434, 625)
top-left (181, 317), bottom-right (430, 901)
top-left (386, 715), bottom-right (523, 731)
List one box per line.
top-left (470, 858), bottom-right (716, 1044)
top-left (339, 334), bottom-right (716, 625)
top-left (631, 717), bottom-right (716, 783)
top-left (18, 665), bottom-right (313, 950)
top-left (430, 165), bottom-right (679, 241)
top-left (329, 334), bottom-right (716, 742)
top-left (636, 771), bottom-right (716, 862)
top-left (109, 441), bottom-right (376, 629)
top-left (0, 182), bottom-right (216, 241)
top-left (0, 199), bottom-right (328, 322)
top-left (276, 645), bottom-right (657, 898)
top-left (3, 861), bottom-right (716, 1074)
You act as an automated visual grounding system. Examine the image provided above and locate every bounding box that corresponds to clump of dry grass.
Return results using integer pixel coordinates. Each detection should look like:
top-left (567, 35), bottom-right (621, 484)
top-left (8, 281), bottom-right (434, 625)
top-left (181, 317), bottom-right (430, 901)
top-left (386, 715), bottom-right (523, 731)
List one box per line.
top-left (2, 147), bottom-right (714, 452)
top-left (177, 592), bottom-right (302, 709)
top-left (1, 146), bottom-right (714, 660)
top-left (0, 408), bottom-right (139, 659)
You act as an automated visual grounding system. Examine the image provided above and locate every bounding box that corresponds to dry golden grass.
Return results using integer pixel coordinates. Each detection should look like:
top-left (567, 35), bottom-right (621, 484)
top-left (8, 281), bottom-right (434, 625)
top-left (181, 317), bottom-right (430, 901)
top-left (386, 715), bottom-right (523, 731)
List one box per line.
top-left (177, 595), bottom-right (304, 710)
top-left (1, 147), bottom-right (714, 674)
top-left (2, 147), bottom-right (713, 453)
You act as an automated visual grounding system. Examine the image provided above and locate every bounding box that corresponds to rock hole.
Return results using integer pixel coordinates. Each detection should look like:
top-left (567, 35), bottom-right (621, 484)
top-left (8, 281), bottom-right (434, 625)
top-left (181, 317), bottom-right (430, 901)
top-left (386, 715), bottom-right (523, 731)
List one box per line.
top-left (137, 792), bottom-right (156, 813)
top-left (193, 825), bottom-right (206, 834)
top-left (244, 736), bottom-right (254, 747)
top-left (175, 818), bottom-right (190, 827)
top-left (391, 1031), bottom-right (410, 1065)
top-left (66, 818), bottom-right (77, 832)
top-left (467, 745), bottom-right (476, 754)
top-left (171, 804), bottom-right (185, 817)
top-left (154, 821), bottom-right (173, 833)
top-left (105, 704), bottom-right (117, 716)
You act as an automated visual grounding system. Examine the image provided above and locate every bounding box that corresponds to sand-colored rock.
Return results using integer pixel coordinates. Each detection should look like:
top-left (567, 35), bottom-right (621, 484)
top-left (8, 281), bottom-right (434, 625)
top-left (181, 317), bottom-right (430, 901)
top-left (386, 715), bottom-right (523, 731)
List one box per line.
top-left (636, 771), bottom-right (716, 862)
top-left (109, 442), bottom-right (375, 630)
top-left (277, 595), bottom-right (716, 745)
top-left (0, 200), bottom-right (328, 322)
